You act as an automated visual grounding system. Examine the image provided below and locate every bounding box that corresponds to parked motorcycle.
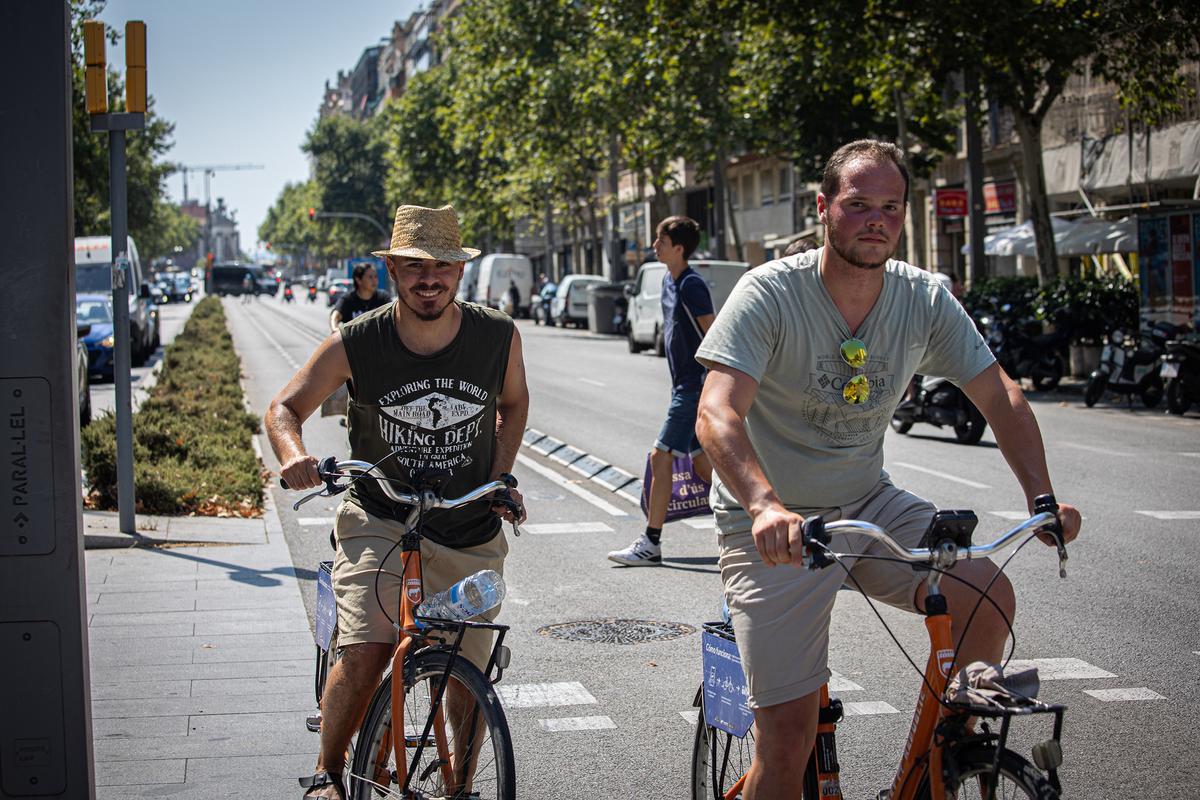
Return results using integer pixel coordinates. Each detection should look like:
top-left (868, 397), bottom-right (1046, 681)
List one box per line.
top-left (979, 307), bottom-right (1068, 391)
top-left (282, 285), bottom-right (294, 303)
top-left (1084, 321), bottom-right (1181, 408)
top-left (1162, 333), bottom-right (1200, 415)
top-left (891, 376), bottom-right (988, 445)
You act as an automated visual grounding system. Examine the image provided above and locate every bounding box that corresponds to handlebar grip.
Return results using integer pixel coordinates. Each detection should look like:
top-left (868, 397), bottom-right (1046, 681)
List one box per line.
top-left (499, 472), bottom-right (518, 489)
top-left (802, 516), bottom-right (834, 570)
top-left (279, 478), bottom-right (290, 490)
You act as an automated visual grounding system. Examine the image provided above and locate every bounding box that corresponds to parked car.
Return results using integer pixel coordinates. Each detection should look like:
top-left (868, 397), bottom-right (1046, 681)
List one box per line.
top-left (75, 323), bottom-right (91, 427)
top-left (551, 275), bottom-right (608, 327)
top-left (76, 294), bottom-right (115, 381)
top-left (626, 259), bottom-right (750, 355)
top-left (74, 235), bottom-right (158, 366)
top-left (327, 278), bottom-right (354, 307)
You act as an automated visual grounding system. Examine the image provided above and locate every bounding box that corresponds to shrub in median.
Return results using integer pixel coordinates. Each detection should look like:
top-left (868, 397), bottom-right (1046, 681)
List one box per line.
top-left (81, 297), bottom-right (263, 516)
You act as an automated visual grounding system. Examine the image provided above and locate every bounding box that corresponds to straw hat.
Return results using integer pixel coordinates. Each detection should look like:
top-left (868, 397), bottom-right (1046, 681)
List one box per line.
top-left (372, 204), bottom-right (481, 261)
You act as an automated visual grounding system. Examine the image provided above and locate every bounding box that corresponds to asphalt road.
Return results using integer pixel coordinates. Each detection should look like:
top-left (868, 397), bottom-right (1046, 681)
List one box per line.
top-left (228, 297), bottom-right (1200, 799)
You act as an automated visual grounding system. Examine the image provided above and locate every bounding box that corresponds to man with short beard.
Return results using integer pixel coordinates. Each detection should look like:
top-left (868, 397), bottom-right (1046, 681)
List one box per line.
top-left (266, 204), bottom-right (529, 800)
top-left (694, 140), bottom-right (1080, 799)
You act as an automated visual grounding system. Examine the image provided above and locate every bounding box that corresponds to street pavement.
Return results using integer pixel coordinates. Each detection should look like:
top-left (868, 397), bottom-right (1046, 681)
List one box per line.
top-left (86, 295), bottom-right (1200, 798)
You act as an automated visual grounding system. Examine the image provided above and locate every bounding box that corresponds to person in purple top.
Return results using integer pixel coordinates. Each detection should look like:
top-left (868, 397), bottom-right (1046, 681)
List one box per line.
top-left (609, 215), bottom-right (715, 565)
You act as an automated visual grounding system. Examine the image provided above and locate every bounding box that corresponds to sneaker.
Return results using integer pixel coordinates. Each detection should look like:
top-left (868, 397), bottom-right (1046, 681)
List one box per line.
top-left (607, 534), bottom-right (662, 566)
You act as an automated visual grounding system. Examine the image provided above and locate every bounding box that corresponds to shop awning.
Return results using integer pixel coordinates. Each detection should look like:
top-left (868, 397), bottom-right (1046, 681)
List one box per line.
top-left (961, 217), bottom-right (1076, 257)
top-left (961, 216), bottom-right (1136, 257)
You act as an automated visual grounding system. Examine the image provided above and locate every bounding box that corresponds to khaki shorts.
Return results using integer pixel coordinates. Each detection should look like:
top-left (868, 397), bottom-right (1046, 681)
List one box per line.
top-left (332, 501), bottom-right (509, 672)
top-left (719, 481), bottom-right (935, 710)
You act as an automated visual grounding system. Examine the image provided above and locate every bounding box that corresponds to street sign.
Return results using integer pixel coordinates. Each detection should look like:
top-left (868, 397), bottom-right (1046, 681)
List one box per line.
top-left (935, 189), bottom-right (968, 218)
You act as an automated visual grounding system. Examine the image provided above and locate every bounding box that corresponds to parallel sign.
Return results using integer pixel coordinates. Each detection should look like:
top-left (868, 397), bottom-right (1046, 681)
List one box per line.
top-left (1, 378), bottom-right (54, 555)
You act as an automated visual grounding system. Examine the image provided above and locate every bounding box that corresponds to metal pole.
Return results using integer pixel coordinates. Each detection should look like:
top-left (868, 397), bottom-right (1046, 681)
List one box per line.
top-left (0, 2), bottom-right (96, 793)
top-left (109, 129), bottom-right (136, 533)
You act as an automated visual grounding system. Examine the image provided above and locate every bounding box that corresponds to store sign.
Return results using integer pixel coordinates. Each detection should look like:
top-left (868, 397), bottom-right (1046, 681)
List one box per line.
top-left (935, 189), bottom-right (968, 218)
top-left (984, 181), bottom-right (1016, 215)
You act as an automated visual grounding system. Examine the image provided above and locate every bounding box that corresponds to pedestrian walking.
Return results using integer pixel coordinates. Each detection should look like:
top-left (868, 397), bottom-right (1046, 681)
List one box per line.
top-left (694, 139), bottom-right (1080, 799)
top-left (608, 215), bottom-right (714, 566)
top-left (329, 262), bottom-right (390, 333)
top-left (266, 204), bottom-right (529, 800)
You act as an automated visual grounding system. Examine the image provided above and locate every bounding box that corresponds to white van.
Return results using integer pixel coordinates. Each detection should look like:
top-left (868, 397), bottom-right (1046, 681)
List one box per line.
top-left (475, 253), bottom-right (534, 317)
top-left (626, 259), bottom-right (750, 355)
top-left (457, 257), bottom-right (480, 303)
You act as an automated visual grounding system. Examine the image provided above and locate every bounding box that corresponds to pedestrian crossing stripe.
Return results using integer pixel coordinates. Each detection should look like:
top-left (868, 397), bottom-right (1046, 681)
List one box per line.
top-left (497, 682), bottom-right (597, 708)
top-left (297, 517), bottom-right (334, 526)
top-left (538, 715), bottom-right (616, 732)
top-left (1005, 658), bottom-right (1116, 680)
top-left (988, 511), bottom-right (1029, 520)
top-left (680, 709), bottom-right (701, 725)
top-left (683, 517), bottom-right (716, 529)
top-left (522, 522), bottom-right (614, 535)
top-left (1135, 510), bottom-right (1200, 520)
top-left (843, 701), bottom-right (900, 716)
top-left (1083, 688), bottom-right (1165, 702)
top-left (829, 671), bottom-right (863, 692)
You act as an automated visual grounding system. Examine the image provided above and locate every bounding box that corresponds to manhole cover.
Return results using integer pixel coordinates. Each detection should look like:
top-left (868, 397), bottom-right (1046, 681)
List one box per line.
top-left (538, 618), bottom-right (696, 644)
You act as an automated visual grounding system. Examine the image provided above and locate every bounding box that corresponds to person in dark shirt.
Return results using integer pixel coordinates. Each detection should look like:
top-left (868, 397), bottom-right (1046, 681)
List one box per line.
top-left (328, 262), bottom-right (391, 332)
top-left (609, 215), bottom-right (715, 566)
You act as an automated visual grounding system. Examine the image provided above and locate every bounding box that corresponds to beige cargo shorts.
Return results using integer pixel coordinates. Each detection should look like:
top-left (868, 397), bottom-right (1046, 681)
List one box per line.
top-left (719, 481), bottom-right (936, 709)
top-left (332, 501), bottom-right (509, 672)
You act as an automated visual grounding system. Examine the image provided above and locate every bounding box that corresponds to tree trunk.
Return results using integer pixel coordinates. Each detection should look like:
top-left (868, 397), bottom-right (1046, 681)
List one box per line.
top-left (585, 198), bottom-right (602, 277)
top-left (721, 159), bottom-right (744, 262)
top-left (894, 88), bottom-right (926, 267)
top-left (1012, 110), bottom-right (1059, 286)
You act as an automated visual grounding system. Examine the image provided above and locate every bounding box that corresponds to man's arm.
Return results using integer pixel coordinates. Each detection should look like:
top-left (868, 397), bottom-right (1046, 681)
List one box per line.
top-left (265, 333), bottom-right (352, 490)
top-left (697, 313), bottom-right (715, 333)
top-left (329, 307), bottom-right (343, 333)
top-left (962, 363), bottom-right (1081, 542)
top-left (490, 326), bottom-right (529, 522)
top-left (697, 364), bottom-right (806, 566)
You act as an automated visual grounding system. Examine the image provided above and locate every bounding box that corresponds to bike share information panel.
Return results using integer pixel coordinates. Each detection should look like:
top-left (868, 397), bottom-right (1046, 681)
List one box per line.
top-left (702, 629), bottom-right (753, 737)
top-left (316, 560), bottom-right (336, 651)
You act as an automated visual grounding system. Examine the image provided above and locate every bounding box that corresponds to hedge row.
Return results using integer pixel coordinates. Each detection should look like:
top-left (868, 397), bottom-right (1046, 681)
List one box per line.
top-left (81, 297), bottom-right (263, 516)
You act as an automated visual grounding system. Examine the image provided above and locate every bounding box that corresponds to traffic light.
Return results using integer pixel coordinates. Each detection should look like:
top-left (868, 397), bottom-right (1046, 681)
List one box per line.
top-left (83, 21), bottom-right (107, 114)
top-left (308, 207), bottom-right (316, 221)
top-left (125, 21), bottom-right (146, 113)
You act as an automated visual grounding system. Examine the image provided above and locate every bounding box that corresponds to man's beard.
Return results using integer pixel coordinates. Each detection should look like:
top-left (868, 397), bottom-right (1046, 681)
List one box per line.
top-left (827, 218), bottom-right (894, 271)
top-left (399, 285), bottom-right (454, 321)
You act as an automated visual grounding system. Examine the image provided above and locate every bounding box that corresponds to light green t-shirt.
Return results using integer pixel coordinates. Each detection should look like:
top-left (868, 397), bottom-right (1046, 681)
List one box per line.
top-left (695, 248), bottom-right (995, 533)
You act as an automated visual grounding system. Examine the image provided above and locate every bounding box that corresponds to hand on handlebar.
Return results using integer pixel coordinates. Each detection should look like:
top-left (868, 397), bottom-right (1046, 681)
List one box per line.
top-left (491, 486), bottom-right (527, 525)
top-left (279, 455), bottom-right (322, 491)
top-left (1036, 502), bottom-right (1080, 547)
top-left (750, 504), bottom-right (807, 567)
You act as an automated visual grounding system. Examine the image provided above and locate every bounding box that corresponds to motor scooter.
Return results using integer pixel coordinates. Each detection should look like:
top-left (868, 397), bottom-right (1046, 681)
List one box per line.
top-left (307, 285), bottom-right (318, 303)
top-left (1085, 321), bottom-right (1181, 408)
top-left (282, 285), bottom-right (294, 303)
top-left (1162, 333), bottom-right (1200, 415)
top-left (890, 376), bottom-right (988, 444)
top-left (980, 307), bottom-right (1068, 390)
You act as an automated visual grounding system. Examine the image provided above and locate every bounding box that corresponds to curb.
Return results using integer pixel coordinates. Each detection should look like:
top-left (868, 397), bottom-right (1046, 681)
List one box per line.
top-left (521, 427), bottom-right (643, 508)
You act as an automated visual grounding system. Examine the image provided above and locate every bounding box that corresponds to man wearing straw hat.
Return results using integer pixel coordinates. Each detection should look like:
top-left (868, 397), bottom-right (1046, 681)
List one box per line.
top-left (266, 204), bottom-right (529, 800)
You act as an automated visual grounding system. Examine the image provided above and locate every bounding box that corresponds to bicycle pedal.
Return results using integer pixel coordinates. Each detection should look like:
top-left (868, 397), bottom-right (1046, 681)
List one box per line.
top-left (305, 713), bottom-right (322, 733)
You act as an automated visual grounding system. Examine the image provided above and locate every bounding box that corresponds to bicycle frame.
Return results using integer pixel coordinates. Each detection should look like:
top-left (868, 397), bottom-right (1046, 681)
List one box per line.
top-left (890, 593), bottom-right (954, 800)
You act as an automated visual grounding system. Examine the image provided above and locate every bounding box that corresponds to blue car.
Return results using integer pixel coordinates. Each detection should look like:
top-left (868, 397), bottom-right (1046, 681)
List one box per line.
top-left (76, 294), bottom-right (115, 381)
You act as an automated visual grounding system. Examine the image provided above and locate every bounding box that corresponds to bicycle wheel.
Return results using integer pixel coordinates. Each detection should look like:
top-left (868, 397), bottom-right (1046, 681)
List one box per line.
top-left (915, 744), bottom-right (1058, 799)
top-left (691, 708), bottom-right (754, 800)
top-left (350, 649), bottom-right (515, 800)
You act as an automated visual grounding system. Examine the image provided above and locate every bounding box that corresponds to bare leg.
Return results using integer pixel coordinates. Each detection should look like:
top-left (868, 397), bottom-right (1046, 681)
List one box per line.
top-left (647, 447), bottom-right (674, 529)
top-left (308, 642), bottom-right (393, 798)
top-left (917, 559), bottom-right (1016, 665)
top-left (743, 692), bottom-right (819, 800)
top-left (445, 678), bottom-right (485, 793)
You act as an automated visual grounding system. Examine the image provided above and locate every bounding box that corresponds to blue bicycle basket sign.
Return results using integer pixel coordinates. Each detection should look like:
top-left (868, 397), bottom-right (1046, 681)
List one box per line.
top-left (316, 560), bottom-right (336, 652)
top-left (702, 629), bottom-right (753, 737)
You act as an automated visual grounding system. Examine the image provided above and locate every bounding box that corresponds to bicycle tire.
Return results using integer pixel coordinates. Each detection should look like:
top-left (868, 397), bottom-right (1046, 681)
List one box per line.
top-left (350, 649), bottom-right (515, 800)
top-left (691, 703), bottom-right (825, 800)
top-left (915, 743), bottom-right (1058, 799)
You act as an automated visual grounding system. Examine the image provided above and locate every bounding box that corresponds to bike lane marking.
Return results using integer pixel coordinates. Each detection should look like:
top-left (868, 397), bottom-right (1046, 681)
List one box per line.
top-left (1134, 510), bottom-right (1200, 520)
top-left (890, 462), bottom-right (991, 489)
top-left (516, 453), bottom-right (630, 517)
top-left (1060, 442), bottom-right (1133, 457)
top-left (1005, 658), bottom-right (1115, 680)
top-left (239, 304), bottom-right (300, 370)
top-left (497, 681), bottom-right (597, 708)
top-left (537, 716), bottom-right (616, 732)
top-left (1083, 688), bottom-right (1166, 701)
top-left (577, 378), bottom-right (606, 387)
top-left (297, 517), bottom-right (334, 527)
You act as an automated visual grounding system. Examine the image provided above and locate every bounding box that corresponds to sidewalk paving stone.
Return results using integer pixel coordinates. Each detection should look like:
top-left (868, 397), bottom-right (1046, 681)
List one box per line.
top-left (94, 758), bottom-right (186, 787)
top-left (92, 715), bottom-right (189, 739)
top-left (188, 675), bottom-right (311, 697)
top-left (91, 658), bottom-right (310, 685)
top-left (87, 622), bottom-right (197, 640)
top-left (94, 730), bottom-right (316, 761)
top-left (92, 691), bottom-right (315, 720)
top-left (91, 680), bottom-right (192, 701)
top-left (184, 710), bottom-right (312, 736)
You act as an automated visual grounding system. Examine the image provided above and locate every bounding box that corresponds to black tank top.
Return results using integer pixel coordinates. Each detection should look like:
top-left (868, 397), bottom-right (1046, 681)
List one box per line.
top-left (340, 301), bottom-right (513, 547)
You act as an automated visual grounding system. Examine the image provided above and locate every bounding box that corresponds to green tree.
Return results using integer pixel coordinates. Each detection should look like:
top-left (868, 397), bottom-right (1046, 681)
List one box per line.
top-left (302, 114), bottom-right (390, 255)
top-left (258, 180), bottom-right (331, 263)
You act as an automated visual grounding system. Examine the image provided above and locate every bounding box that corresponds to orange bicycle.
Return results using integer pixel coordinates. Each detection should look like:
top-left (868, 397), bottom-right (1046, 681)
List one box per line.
top-left (692, 495), bottom-right (1069, 800)
top-left (286, 457), bottom-right (521, 800)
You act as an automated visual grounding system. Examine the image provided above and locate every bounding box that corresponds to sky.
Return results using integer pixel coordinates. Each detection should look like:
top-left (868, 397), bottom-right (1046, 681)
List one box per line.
top-left (98, 0), bottom-right (421, 259)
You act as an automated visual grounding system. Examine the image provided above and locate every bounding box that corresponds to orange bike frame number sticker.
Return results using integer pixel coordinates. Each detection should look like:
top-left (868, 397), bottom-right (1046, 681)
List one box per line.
top-left (891, 611), bottom-right (954, 800)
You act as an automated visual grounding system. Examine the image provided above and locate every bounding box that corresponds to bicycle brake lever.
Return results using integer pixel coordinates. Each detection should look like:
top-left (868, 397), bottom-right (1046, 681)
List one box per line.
top-left (1055, 539), bottom-right (1068, 579)
top-left (292, 487), bottom-right (326, 512)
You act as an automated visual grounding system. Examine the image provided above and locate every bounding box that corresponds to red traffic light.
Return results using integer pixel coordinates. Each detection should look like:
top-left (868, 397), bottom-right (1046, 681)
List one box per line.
top-left (308, 207), bottom-right (316, 221)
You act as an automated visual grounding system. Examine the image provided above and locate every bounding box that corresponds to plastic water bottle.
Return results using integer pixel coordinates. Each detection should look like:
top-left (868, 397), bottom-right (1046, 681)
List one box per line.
top-left (416, 570), bottom-right (506, 621)
top-left (720, 594), bottom-right (732, 625)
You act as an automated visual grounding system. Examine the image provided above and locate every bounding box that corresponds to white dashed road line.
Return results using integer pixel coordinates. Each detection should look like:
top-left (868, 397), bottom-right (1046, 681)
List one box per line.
top-left (683, 517), bottom-right (716, 529)
top-left (829, 671), bottom-right (863, 692)
top-left (1083, 688), bottom-right (1166, 702)
top-left (516, 453), bottom-right (630, 518)
top-left (1135, 510), bottom-right (1200, 520)
top-left (297, 517), bottom-right (335, 527)
top-left (1060, 442), bottom-right (1132, 457)
top-left (890, 462), bottom-right (991, 489)
top-left (843, 701), bottom-right (900, 716)
top-left (522, 522), bottom-right (614, 535)
top-left (498, 682), bottom-right (597, 708)
top-left (240, 305), bottom-right (300, 370)
top-left (538, 716), bottom-right (616, 732)
top-left (1005, 658), bottom-right (1116, 680)
top-left (577, 378), bottom-right (606, 387)
top-left (988, 511), bottom-right (1029, 521)
top-left (680, 709), bottom-right (701, 725)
